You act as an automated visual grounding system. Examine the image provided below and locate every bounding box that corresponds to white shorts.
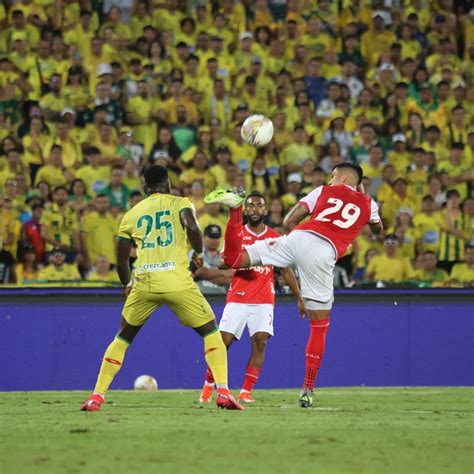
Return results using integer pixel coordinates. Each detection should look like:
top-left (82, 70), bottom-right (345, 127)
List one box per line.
top-left (245, 231), bottom-right (336, 309)
top-left (219, 303), bottom-right (274, 340)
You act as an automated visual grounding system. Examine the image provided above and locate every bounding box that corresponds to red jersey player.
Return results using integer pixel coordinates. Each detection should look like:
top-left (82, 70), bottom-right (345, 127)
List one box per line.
top-left (204, 164), bottom-right (383, 408)
top-left (199, 192), bottom-right (304, 404)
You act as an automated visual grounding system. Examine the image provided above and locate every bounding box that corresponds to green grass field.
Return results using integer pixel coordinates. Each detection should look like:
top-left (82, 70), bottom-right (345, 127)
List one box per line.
top-left (0, 388), bottom-right (473, 474)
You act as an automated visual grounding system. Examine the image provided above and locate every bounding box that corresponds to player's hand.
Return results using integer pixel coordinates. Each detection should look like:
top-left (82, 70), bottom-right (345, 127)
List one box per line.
top-left (123, 282), bottom-right (132, 299)
top-left (192, 251), bottom-right (204, 269)
top-left (297, 298), bottom-right (307, 319)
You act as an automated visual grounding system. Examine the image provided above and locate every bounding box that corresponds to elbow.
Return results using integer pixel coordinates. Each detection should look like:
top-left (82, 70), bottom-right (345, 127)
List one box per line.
top-left (283, 216), bottom-right (296, 230)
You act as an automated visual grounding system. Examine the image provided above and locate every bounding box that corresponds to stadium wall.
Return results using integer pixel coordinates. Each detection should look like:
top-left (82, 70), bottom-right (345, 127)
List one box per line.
top-left (0, 289), bottom-right (473, 391)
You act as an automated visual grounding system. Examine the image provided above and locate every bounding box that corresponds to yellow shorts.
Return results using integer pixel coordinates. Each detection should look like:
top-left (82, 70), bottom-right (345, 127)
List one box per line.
top-left (122, 283), bottom-right (216, 328)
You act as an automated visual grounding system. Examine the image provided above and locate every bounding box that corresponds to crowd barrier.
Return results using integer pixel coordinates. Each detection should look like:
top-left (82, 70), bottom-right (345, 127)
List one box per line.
top-left (0, 288), bottom-right (472, 391)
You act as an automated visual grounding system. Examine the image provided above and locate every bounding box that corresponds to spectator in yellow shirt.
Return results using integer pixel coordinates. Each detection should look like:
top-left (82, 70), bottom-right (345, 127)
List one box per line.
top-left (0, 147), bottom-right (29, 190)
top-left (361, 144), bottom-right (384, 193)
top-left (361, 13), bottom-right (396, 68)
top-left (414, 251), bottom-right (449, 284)
top-left (198, 202), bottom-right (228, 237)
top-left (22, 116), bottom-right (49, 184)
top-left (0, 195), bottom-right (15, 254)
top-left (81, 195), bottom-right (118, 268)
top-left (14, 246), bottom-right (40, 284)
top-left (43, 119), bottom-right (83, 170)
top-left (86, 255), bottom-right (120, 283)
top-left (75, 147), bottom-right (109, 196)
top-left (414, 195), bottom-right (444, 253)
top-left (179, 150), bottom-right (216, 193)
top-left (38, 248), bottom-right (81, 282)
top-left (366, 234), bottom-right (415, 283)
top-left (281, 125), bottom-right (316, 174)
top-left (301, 15), bottom-right (333, 57)
top-left (450, 245), bottom-right (474, 286)
top-left (40, 185), bottom-right (81, 263)
top-left (34, 145), bottom-right (75, 188)
top-left (39, 73), bottom-right (66, 124)
top-left (439, 143), bottom-right (473, 200)
top-left (381, 178), bottom-right (419, 228)
top-left (281, 173), bottom-right (304, 211)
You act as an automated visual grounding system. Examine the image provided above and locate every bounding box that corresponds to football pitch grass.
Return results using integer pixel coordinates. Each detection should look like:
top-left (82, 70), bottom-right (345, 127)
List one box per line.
top-left (0, 388), bottom-right (473, 474)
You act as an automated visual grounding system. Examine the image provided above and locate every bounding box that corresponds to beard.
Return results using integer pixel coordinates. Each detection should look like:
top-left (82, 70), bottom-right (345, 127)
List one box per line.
top-left (246, 214), bottom-right (266, 226)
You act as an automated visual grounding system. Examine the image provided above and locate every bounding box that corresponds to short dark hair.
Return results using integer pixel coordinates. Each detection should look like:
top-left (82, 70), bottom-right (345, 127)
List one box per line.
top-left (451, 142), bottom-right (465, 151)
top-left (86, 146), bottom-right (100, 156)
top-left (143, 165), bottom-right (169, 189)
top-left (245, 191), bottom-right (267, 204)
top-left (452, 105), bottom-right (465, 114)
top-left (333, 163), bottom-right (363, 185)
top-left (6, 147), bottom-right (21, 156)
top-left (53, 185), bottom-right (68, 194)
top-left (446, 189), bottom-right (460, 199)
top-left (130, 190), bottom-right (143, 199)
top-left (426, 125), bottom-right (440, 134)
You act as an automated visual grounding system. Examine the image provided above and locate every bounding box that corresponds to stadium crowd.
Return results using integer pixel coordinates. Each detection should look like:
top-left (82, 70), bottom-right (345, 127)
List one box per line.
top-left (0, 0), bottom-right (473, 288)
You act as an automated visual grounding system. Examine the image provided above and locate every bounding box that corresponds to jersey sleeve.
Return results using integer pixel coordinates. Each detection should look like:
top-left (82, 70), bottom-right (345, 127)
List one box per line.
top-left (299, 185), bottom-right (324, 213)
top-left (179, 197), bottom-right (195, 213)
top-left (369, 199), bottom-right (381, 224)
top-left (117, 212), bottom-right (133, 241)
top-left (366, 256), bottom-right (377, 276)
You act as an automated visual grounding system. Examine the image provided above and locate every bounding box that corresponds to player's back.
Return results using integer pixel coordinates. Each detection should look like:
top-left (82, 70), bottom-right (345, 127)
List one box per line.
top-left (118, 193), bottom-right (195, 292)
top-left (295, 184), bottom-right (376, 258)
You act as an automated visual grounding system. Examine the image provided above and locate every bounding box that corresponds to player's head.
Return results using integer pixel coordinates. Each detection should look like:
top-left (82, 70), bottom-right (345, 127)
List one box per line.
top-left (383, 234), bottom-right (399, 256)
top-left (142, 165), bottom-right (170, 195)
top-left (330, 163), bottom-right (363, 187)
top-left (244, 192), bottom-right (268, 226)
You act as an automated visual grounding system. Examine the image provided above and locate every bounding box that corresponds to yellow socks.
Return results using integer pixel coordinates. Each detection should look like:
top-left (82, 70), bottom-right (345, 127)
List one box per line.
top-left (93, 336), bottom-right (130, 396)
top-left (204, 329), bottom-right (228, 389)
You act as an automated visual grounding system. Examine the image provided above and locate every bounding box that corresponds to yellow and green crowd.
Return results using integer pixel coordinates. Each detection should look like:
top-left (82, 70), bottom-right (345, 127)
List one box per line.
top-left (0, 0), bottom-right (473, 287)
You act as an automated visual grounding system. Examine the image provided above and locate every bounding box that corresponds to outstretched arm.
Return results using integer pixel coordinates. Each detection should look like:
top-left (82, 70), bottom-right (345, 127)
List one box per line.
top-left (283, 203), bottom-right (310, 231)
top-left (281, 267), bottom-right (307, 318)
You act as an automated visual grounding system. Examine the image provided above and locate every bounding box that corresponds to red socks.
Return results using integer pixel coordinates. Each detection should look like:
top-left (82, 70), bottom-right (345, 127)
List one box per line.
top-left (241, 366), bottom-right (261, 392)
top-left (303, 319), bottom-right (330, 390)
top-left (205, 367), bottom-right (214, 385)
top-left (223, 207), bottom-right (243, 268)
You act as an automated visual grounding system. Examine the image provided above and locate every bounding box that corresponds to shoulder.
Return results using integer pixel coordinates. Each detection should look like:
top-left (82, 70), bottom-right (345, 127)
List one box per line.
top-left (265, 227), bottom-right (281, 238)
top-left (178, 196), bottom-right (194, 210)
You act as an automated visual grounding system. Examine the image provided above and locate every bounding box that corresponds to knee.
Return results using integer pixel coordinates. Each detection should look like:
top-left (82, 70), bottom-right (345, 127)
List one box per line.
top-left (253, 336), bottom-right (268, 353)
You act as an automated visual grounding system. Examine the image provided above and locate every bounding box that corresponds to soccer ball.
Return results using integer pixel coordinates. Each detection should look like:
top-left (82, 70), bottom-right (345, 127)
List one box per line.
top-left (241, 114), bottom-right (274, 147)
top-left (133, 375), bottom-right (158, 390)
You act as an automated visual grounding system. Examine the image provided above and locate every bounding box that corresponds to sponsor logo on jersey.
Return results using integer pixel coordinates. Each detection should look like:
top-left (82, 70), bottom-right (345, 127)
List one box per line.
top-left (238, 265), bottom-right (272, 275)
top-left (137, 261), bottom-right (176, 272)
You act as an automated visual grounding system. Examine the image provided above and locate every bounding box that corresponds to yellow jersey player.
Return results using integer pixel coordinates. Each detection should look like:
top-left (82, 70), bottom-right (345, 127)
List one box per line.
top-left (81, 166), bottom-right (243, 411)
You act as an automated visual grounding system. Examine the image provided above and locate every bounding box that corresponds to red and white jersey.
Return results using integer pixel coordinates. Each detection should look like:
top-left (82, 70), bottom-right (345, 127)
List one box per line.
top-left (294, 184), bottom-right (380, 259)
top-left (226, 224), bottom-right (280, 305)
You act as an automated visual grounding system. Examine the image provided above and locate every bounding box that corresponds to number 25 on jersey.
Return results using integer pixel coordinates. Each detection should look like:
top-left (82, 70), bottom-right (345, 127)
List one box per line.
top-left (315, 198), bottom-right (361, 229)
top-left (137, 210), bottom-right (174, 249)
